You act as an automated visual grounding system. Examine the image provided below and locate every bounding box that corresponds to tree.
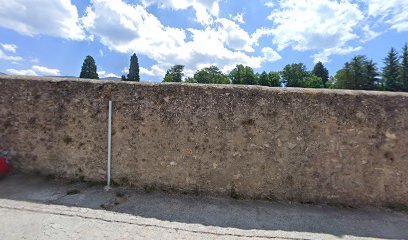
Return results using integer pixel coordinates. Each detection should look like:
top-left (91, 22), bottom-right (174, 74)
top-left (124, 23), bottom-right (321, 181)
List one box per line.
top-left (126, 53), bottom-right (140, 81)
top-left (383, 47), bottom-right (401, 91)
top-left (334, 55), bottom-right (378, 90)
top-left (79, 55), bottom-right (99, 79)
top-left (229, 64), bottom-right (257, 85)
top-left (229, 64), bottom-right (245, 84)
top-left (312, 61), bottom-right (329, 87)
top-left (193, 66), bottom-right (230, 84)
top-left (281, 63), bottom-right (309, 87)
top-left (258, 71), bottom-right (270, 86)
top-left (400, 43), bottom-right (408, 91)
top-left (364, 60), bottom-right (379, 90)
top-left (163, 65), bottom-right (184, 82)
top-left (258, 71), bottom-right (281, 87)
top-left (268, 72), bottom-right (281, 87)
top-left (303, 75), bottom-right (324, 88)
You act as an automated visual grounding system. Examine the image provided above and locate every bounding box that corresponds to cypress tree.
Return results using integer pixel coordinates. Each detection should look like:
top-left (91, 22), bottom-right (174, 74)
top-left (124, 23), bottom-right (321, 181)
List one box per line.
top-left (127, 53), bottom-right (140, 81)
top-left (79, 55), bottom-right (99, 79)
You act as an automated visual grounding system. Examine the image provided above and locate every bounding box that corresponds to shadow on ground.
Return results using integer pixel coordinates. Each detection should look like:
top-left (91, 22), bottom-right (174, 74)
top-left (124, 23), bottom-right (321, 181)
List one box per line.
top-left (0, 173), bottom-right (407, 239)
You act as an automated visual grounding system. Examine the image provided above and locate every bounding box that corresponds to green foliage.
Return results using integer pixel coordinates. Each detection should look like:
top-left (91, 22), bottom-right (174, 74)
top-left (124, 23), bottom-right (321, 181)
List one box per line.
top-left (193, 66), bottom-right (230, 84)
top-left (126, 53), bottom-right (140, 81)
top-left (184, 77), bottom-right (196, 83)
top-left (334, 55), bottom-right (379, 90)
top-left (400, 43), bottom-right (408, 91)
top-left (258, 71), bottom-right (281, 87)
top-left (79, 55), bottom-right (99, 79)
top-left (229, 64), bottom-right (257, 85)
top-left (312, 62), bottom-right (329, 87)
top-left (281, 63), bottom-right (309, 87)
top-left (303, 75), bottom-right (324, 88)
top-left (383, 48), bottom-right (401, 91)
top-left (144, 184), bottom-right (156, 193)
top-left (326, 76), bottom-right (337, 89)
top-left (163, 65), bottom-right (184, 82)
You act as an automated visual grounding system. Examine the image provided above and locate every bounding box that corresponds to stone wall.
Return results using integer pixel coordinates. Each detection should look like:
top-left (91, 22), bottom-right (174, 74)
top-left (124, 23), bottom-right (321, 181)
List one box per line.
top-left (1, 75), bottom-right (408, 206)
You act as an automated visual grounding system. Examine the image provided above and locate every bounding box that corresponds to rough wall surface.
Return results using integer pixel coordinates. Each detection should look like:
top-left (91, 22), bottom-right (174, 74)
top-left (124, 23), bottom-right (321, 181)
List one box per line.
top-left (1, 75), bottom-right (408, 206)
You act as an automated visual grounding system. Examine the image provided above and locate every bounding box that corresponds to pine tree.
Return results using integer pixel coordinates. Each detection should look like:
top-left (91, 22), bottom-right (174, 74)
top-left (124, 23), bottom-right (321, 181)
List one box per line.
top-left (127, 53), bottom-right (140, 81)
top-left (364, 60), bottom-right (379, 90)
top-left (400, 43), bottom-right (408, 91)
top-left (383, 48), bottom-right (401, 91)
top-left (334, 56), bottom-right (378, 90)
top-left (312, 62), bottom-right (329, 87)
top-left (79, 55), bottom-right (99, 79)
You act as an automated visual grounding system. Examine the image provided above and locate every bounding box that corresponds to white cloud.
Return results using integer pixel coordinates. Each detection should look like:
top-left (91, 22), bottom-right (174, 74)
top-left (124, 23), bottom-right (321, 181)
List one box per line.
top-left (264, 1), bottom-right (275, 8)
top-left (141, 0), bottom-right (220, 25)
top-left (215, 18), bottom-right (254, 52)
top-left (6, 65), bottom-right (60, 76)
top-left (267, 0), bottom-right (364, 62)
top-left (0, 0), bottom-right (85, 40)
top-left (365, 0), bottom-right (408, 32)
top-left (361, 25), bottom-right (382, 43)
top-left (261, 47), bottom-right (281, 62)
top-left (230, 13), bottom-right (245, 24)
top-left (98, 70), bottom-right (120, 78)
top-left (0, 49), bottom-right (22, 61)
top-left (32, 65), bottom-right (60, 76)
top-left (140, 65), bottom-right (166, 77)
top-left (82, 0), bottom-right (271, 79)
top-left (1, 43), bottom-right (17, 53)
top-left (313, 46), bottom-right (362, 63)
top-left (6, 68), bottom-right (37, 76)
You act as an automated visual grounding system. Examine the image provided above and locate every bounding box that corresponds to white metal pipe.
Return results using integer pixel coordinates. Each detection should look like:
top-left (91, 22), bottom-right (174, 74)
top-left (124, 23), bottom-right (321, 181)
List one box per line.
top-left (105, 100), bottom-right (112, 190)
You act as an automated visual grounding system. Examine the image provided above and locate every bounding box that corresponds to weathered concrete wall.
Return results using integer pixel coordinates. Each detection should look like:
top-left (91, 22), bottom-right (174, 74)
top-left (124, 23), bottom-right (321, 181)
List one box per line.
top-left (1, 75), bottom-right (408, 206)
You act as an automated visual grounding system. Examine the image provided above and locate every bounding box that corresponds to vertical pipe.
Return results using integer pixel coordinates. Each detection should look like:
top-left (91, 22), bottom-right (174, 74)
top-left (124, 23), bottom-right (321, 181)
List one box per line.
top-left (106, 100), bottom-right (112, 190)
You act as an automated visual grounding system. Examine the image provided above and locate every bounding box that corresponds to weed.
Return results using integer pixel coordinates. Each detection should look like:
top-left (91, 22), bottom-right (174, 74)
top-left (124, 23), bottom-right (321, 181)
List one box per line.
top-left (230, 184), bottom-right (240, 199)
top-left (63, 136), bottom-right (72, 144)
top-left (144, 184), bottom-right (156, 193)
top-left (116, 191), bottom-right (125, 198)
top-left (241, 119), bottom-right (255, 126)
top-left (388, 204), bottom-right (408, 213)
top-left (66, 189), bottom-right (80, 195)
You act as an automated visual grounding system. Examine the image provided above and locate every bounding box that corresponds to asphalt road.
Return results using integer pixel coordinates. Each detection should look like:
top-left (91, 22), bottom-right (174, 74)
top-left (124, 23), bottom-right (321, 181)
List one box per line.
top-left (0, 174), bottom-right (407, 240)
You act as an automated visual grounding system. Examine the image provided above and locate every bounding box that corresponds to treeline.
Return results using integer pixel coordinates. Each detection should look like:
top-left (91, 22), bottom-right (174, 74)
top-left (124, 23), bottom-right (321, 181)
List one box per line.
top-left (79, 43), bottom-right (408, 92)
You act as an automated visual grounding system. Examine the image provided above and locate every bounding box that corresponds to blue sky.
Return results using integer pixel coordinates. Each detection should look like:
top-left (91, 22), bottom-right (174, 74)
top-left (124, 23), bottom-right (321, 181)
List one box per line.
top-left (0, 0), bottom-right (407, 81)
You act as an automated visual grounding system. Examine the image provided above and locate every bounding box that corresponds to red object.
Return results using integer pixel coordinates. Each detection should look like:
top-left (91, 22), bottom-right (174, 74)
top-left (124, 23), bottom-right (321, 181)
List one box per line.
top-left (0, 157), bottom-right (10, 177)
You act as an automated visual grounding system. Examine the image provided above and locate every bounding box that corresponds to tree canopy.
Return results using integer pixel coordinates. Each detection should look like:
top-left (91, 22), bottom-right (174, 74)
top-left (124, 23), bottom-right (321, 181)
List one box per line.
top-left (312, 62), bottom-right (329, 87)
top-left (383, 48), bottom-right (401, 91)
top-left (79, 55), bottom-right (99, 79)
top-left (163, 65), bottom-right (184, 82)
top-left (334, 55), bottom-right (379, 90)
top-left (400, 44), bottom-right (408, 91)
top-left (229, 64), bottom-right (257, 85)
top-left (281, 63), bottom-right (309, 87)
top-left (258, 71), bottom-right (281, 87)
top-left (190, 66), bottom-right (230, 84)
